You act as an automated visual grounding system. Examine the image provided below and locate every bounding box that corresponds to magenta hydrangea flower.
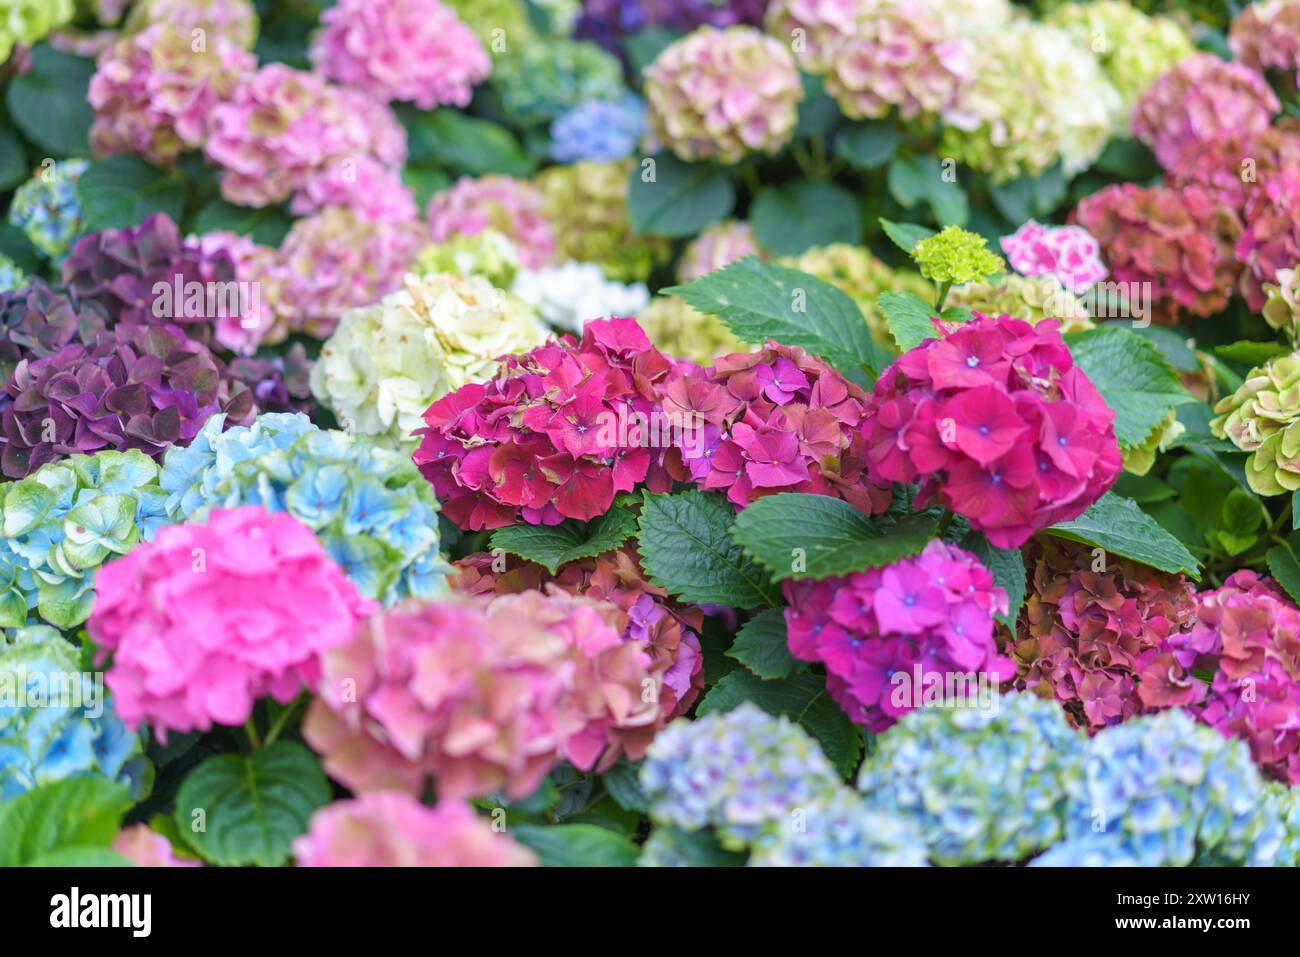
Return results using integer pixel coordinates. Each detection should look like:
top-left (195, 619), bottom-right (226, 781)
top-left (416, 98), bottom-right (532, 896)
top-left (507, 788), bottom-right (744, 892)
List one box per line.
top-left (89, 506), bottom-right (378, 738)
top-left (293, 793), bottom-right (539, 867)
top-left (661, 342), bottom-right (892, 515)
top-left (302, 591), bottom-right (664, 800)
top-left (426, 175), bottom-right (556, 270)
top-left (1131, 53), bottom-right (1278, 171)
top-left (413, 317), bottom-right (678, 530)
top-left (1000, 220), bottom-right (1107, 294)
top-left (204, 63), bottom-right (407, 208)
top-left (784, 539), bottom-right (1015, 732)
top-left (1236, 168), bottom-right (1300, 312)
top-left (310, 0), bottom-right (490, 109)
top-left (188, 230), bottom-right (279, 356)
top-left (863, 314), bottom-right (1122, 548)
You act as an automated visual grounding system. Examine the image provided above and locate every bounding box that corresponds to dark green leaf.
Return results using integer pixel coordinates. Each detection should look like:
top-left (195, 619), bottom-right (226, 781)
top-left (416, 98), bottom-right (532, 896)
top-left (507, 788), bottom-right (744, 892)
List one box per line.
top-left (192, 198), bottom-right (292, 246)
top-left (1266, 546), bottom-right (1300, 606)
top-left (600, 763), bottom-right (649, 814)
top-left (0, 128), bottom-right (28, 191)
top-left (1045, 492), bottom-right (1201, 579)
top-left (5, 45), bottom-right (94, 157)
top-left (490, 505), bottom-right (638, 573)
top-left (78, 156), bottom-right (186, 231)
top-left (628, 153), bottom-right (735, 238)
top-left (726, 607), bottom-right (802, 680)
top-left (0, 778), bottom-right (131, 867)
top-left (642, 826), bottom-right (747, 866)
top-left (399, 106), bottom-right (534, 177)
top-left (1214, 340), bottom-right (1292, 366)
top-left (750, 179), bottom-right (862, 255)
top-left (513, 823), bottom-right (639, 867)
top-left (837, 122), bottom-right (901, 169)
top-left (879, 218), bottom-right (934, 255)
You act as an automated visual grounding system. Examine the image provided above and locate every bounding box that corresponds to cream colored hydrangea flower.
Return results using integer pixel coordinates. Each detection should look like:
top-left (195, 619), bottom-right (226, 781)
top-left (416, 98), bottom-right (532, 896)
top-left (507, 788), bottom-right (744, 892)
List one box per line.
top-left (1263, 266), bottom-right (1300, 344)
top-left (1122, 410), bottom-right (1184, 476)
top-left (310, 272), bottom-right (549, 450)
top-left (638, 295), bottom-right (752, 365)
top-left (1211, 353), bottom-right (1300, 495)
top-left (946, 275), bottom-right (1093, 333)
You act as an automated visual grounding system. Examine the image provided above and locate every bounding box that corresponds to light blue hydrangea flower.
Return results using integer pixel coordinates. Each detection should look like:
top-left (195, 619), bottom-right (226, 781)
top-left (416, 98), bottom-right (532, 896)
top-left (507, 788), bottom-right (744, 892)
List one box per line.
top-left (159, 412), bottom-right (448, 606)
top-left (639, 703), bottom-right (844, 850)
top-left (0, 252), bottom-right (26, 292)
top-left (1262, 783), bottom-right (1300, 867)
top-left (550, 93), bottom-right (647, 163)
top-left (747, 788), bottom-right (929, 867)
top-left (0, 450), bottom-right (168, 630)
top-left (7, 159), bottom-right (87, 260)
top-left (857, 693), bottom-right (1085, 866)
top-left (0, 625), bottom-right (147, 799)
top-left (1031, 709), bottom-right (1277, 867)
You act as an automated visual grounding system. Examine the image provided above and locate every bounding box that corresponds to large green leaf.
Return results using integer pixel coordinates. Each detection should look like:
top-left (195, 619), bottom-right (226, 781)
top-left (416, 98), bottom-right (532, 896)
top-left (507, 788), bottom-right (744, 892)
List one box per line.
top-left (750, 179), bottom-right (863, 255)
top-left (1044, 492), bottom-right (1201, 579)
top-left (886, 154), bottom-right (968, 226)
top-left (5, 45), bottom-right (94, 157)
top-left (173, 742), bottom-right (330, 867)
top-left (636, 489), bottom-right (779, 609)
top-left (78, 156), bottom-right (187, 231)
top-left (0, 128), bottom-right (28, 192)
top-left (731, 492), bottom-right (937, 581)
top-left (1266, 546), bottom-right (1300, 606)
top-left (0, 778), bottom-right (132, 867)
top-left (879, 218), bottom-right (935, 255)
top-left (490, 504), bottom-right (638, 573)
top-left (836, 122), bottom-right (901, 170)
top-left (513, 823), bottom-right (639, 867)
top-left (726, 607), bottom-right (802, 680)
top-left (399, 106), bottom-right (534, 177)
top-left (192, 198), bottom-right (293, 247)
top-left (627, 153), bottom-right (735, 238)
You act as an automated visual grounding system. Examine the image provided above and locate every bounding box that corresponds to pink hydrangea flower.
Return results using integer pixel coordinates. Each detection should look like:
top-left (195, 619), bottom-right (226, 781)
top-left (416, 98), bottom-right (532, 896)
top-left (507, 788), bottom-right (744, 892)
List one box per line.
top-left (112, 825), bottom-right (201, 867)
top-left (413, 317), bottom-right (677, 530)
top-left (1000, 220), bottom-right (1107, 294)
top-left (302, 592), bottom-right (664, 800)
top-left (426, 175), bottom-right (556, 270)
top-left (1132, 53), bottom-right (1278, 170)
top-left (293, 793), bottom-right (538, 867)
top-left (677, 220), bottom-right (761, 282)
top-left (1236, 168), bottom-right (1300, 311)
top-left (204, 64), bottom-right (407, 208)
top-left (784, 539), bottom-right (1015, 732)
top-left (1230, 0), bottom-right (1300, 87)
top-left (765, 0), bottom-right (863, 73)
top-left (1164, 128), bottom-right (1300, 215)
top-left (310, 0), bottom-right (490, 109)
top-left (863, 314), bottom-right (1121, 548)
top-left (88, 24), bottom-right (255, 166)
top-left (189, 230), bottom-right (279, 355)
top-left (290, 155), bottom-right (418, 224)
top-left (89, 506), bottom-right (377, 738)
top-left (661, 343), bottom-right (893, 515)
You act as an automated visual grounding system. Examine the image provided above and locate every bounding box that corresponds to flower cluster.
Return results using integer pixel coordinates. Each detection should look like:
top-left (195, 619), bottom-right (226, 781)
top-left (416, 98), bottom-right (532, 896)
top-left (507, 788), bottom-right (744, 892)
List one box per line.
top-left (678, 220), bottom-right (760, 283)
top-left (1000, 220), bottom-right (1107, 294)
top-left (1033, 709), bottom-right (1278, 866)
top-left (644, 26), bottom-right (802, 164)
top-left (0, 0), bottom-right (74, 64)
top-left (303, 591), bottom-right (663, 799)
top-left (550, 93), bottom-right (647, 164)
top-left (1236, 169), bottom-right (1300, 312)
top-left (413, 317), bottom-right (677, 529)
top-left (112, 825), bottom-right (200, 867)
top-left (638, 296), bottom-right (749, 365)
top-left (857, 693), bottom-right (1083, 865)
top-left (204, 64), bottom-right (407, 208)
top-left (1230, 0), bottom-right (1300, 85)
top-left (783, 539), bottom-right (1014, 733)
top-left (490, 39), bottom-right (624, 127)
top-left (7, 160), bottom-right (86, 261)
top-left (0, 450), bottom-right (168, 630)
top-left (747, 788), bottom-right (928, 867)
top-left (310, 0), bottom-right (490, 109)
top-left (536, 160), bottom-right (672, 283)
top-left (863, 314), bottom-right (1122, 547)
top-left (1264, 266), bottom-right (1300, 343)
top-left (945, 276), bottom-right (1092, 333)
top-left (911, 225), bottom-right (1004, 286)
top-left (0, 279), bottom-right (106, 382)
top-left (1131, 53), bottom-right (1278, 171)
top-left (1265, 782), bottom-right (1300, 867)
top-left (444, 0), bottom-right (531, 46)
top-left (310, 272), bottom-right (549, 451)
top-left (187, 230), bottom-right (279, 355)
top-left (0, 625), bottom-right (145, 800)
top-left (124, 0), bottom-right (259, 49)
top-left (416, 230), bottom-right (521, 291)
top-left (664, 342), bottom-right (890, 512)
top-left (89, 25), bottom-right (255, 167)
top-left (454, 544), bottom-right (705, 720)
top-left (1211, 353), bottom-right (1300, 496)
top-left (579, 0), bottom-right (766, 54)
top-left (90, 505), bottom-right (376, 737)
top-left (294, 793), bottom-right (539, 867)
top-left (1164, 128), bottom-right (1300, 218)
top-left (511, 261), bottom-right (649, 335)
top-left (160, 412), bottom-right (448, 605)
top-left (427, 175), bottom-right (556, 271)
top-left (1011, 536), bottom-right (1198, 731)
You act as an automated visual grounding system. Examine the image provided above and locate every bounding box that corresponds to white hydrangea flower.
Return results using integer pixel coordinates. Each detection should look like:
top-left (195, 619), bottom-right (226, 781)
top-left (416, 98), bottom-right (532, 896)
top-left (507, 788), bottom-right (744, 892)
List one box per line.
top-left (511, 260), bottom-right (649, 334)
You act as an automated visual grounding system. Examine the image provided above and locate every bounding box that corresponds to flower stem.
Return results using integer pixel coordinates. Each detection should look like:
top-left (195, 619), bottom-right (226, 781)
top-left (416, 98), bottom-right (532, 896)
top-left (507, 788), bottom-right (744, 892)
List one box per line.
top-left (264, 693), bottom-right (306, 747)
top-left (936, 508), bottom-right (956, 538)
top-left (244, 718), bottom-right (263, 750)
top-left (934, 281), bottom-right (952, 313)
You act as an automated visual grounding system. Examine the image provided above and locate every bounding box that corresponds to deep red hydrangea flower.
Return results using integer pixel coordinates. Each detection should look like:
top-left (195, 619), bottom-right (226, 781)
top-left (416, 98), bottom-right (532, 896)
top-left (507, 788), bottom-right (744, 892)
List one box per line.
top-left (660, 343), bottom-right (892, 514)
top-left (863, 314), bottom-right (1121, 549)
top-left (1236, 168), bottom-right (1300, 312)
top-left (453, 545), bottom-right (705, 720)
top-left (783, 539), bottom-right (1015, 733)
top-left (1072, 183), bottom-right (1242, 324)
top-left (413, 317), bottom-right (677, 529)
top-left (1148, 571), bottom-right (1300, 785)
top-left (1012, 537), bottom-right (1198, 732)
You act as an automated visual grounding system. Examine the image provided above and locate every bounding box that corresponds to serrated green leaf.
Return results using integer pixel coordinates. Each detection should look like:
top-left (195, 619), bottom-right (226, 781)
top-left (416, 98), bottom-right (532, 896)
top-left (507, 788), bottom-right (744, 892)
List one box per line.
top-left (726, 607), bottom-right (802, 680)
top-left (173, 741), bottom-right (330, 867)
top-left (886, 154), bottom-right (968, 226)
top-left (628, 153), bottom-right (735, 238)
top-left (1045, 492), bottom-right (1201, 579)
top-left (1214, 340), bottom-right (1292, 366)
top-left (0, 777), bottom-right (131, 867)
top-left (750, 179), bottom-right (863, 255)
top-left (1133, 326), bottom-right (1200, 372)
top-left (696, 671), bottom-right (863, 779)
top-left (879, 218), bottom-right (935, 255)
top-left (641, 826), bottom-right (747, 866)
top-left (731, 492), bottom-right (936, 581)
top-left (5, 45), bottom-right (94, 157)
top-left (1267, 546), bottom-right (1300, 606)
top-left (960, 532), bottom-right (1026, 629)
top-left (600, 763), bottom-right (649, 814)
top-left (878, 290), bottom-right (941, 352)
top-left (490, 505), bottom-right (638, 573)
top-left (78, 156), bottom-right (186, 231)
top-left (664, 257), bottom-right (891, 378)
top-left (513, 823), bottom-right (639, 867)
top-left (636, 490), bottom-right (779, 609)
top-left (1065, 326), bottom-right (1197, 450)
top-left (27, 847), bottom-right (136, 867)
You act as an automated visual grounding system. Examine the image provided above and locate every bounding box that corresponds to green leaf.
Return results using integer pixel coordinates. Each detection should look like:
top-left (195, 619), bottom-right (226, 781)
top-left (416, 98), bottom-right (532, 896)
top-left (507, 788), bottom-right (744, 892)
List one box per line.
top-left (513, 823), bottom-right (639, 867)
top-left (0, 778), bottom-right (131, 867)
top-left (490, 504), bottom-right (638, 574)
top-left (1134, 326), bottom-right (1201, 372)
top-left (696, 671), bottom-right (863, 779)
top-left (795, 74), bottom-right (841, 137)
top-left (726, 607), bottom-right (802, 680)
top-left (0, 128), bottom-right (28, 192)
top-left (192, 198), bottom-right (292, 247)
top-left (398, 107), bottom-right (534, 177)
top-left (78, 156), bottom-right (187, 231)
top-left (879, 218), bottom-right (935, 255)
top-left (628, 153), bottom-right (735, 238)
top-left (27, 847), bottom-right (136, 867)
top-left (1065, 326), bottom-right (1197, 450)
top-left (637, 490), bottom-right (778, 608)
top-left (1214, 340), bottom-right (1292, 366)
top-left (877, 290), bottom-right (942, 352)
top-left (0, 224), bottom-right (42, 274)
top-left (836, 122), bottom-right (901, 169)
top-left (173, 741), bottom-right (330, 867)
top-left (642, 826), bottom-right (747, 866)
top-left (731, 493), bottom-right (936, 581)
top-left (750, 180), bottom-right (863, 255)
top-left (987, 165), bottom-right (1067, 223)
top-left (960, 532), bottom-right (1026, 629)
top-left (600, 763), bottom-right (649, 814)
top-left (5, 45), bottom-right (94, 157)
top-left (887, 154), bottom-right (968, 226)
top-left (664, 257), bottom-right (890, 378)
top-left (624, 26), bottom-right (680, 75)
top-left (1266, 546), bottom-right (1300, 606)
top-left (1045, 492), bottom-right (1201, 579)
